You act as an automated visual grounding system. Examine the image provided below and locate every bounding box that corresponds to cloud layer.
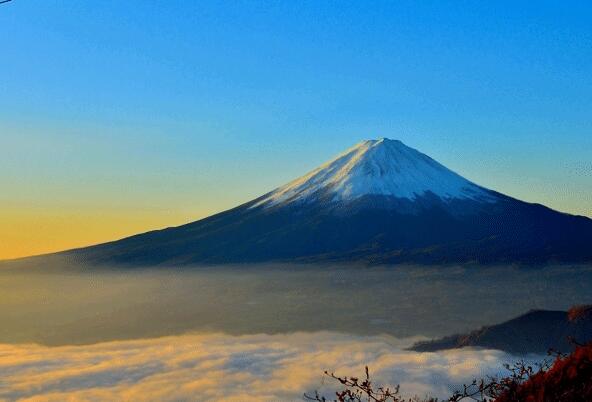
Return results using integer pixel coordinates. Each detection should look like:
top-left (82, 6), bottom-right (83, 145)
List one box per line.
top-left (0, 332), bottom-right (533, 402)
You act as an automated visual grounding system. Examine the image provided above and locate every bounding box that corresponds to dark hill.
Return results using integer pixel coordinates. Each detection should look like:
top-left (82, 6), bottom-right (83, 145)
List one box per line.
top-left (410, 305), bottom-right (592, 354)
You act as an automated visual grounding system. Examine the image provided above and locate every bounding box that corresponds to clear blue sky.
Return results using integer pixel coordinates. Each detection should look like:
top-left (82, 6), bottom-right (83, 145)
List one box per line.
top-left (1, 1), bottom-right (591, 257)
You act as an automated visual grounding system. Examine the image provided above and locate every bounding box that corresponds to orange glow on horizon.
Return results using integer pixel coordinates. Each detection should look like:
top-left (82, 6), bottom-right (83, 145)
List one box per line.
top-left (0, 207), bottom-right (204, 261)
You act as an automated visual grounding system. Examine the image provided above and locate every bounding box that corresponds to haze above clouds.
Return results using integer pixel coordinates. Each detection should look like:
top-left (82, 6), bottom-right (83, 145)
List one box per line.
top-left (3, 264), bottom-right (592, 345)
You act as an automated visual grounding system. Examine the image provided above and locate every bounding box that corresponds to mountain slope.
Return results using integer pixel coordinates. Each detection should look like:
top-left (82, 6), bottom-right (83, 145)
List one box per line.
top-left (57, 138), bottom-right (592, 266)
top-left (410, 305), bottom-right (592, 354)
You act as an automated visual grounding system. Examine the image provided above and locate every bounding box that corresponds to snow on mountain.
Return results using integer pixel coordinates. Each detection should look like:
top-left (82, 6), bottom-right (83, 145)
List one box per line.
top-left (253, 138), bottom-right (496, 208)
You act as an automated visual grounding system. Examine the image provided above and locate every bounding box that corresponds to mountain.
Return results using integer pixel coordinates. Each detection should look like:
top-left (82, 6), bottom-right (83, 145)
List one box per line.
top-left (56, 138), bottom-right (592, 266)
top-left (251, 138), bottom-right (495, 208)
top-left (409, 305), bottom-right (592, 354)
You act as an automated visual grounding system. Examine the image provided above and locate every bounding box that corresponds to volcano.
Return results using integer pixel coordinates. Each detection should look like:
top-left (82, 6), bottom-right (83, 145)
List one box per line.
top-left (59, 138), bottom-right (592, 265)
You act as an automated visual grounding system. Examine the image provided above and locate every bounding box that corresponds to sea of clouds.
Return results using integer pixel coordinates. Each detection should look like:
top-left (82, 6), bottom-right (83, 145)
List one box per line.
top-left (0, 332), bottom-right (535, 402)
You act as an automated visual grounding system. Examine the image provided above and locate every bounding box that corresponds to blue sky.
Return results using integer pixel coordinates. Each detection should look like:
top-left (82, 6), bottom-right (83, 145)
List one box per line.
top-left (1, 1), bottom-right (591, 257)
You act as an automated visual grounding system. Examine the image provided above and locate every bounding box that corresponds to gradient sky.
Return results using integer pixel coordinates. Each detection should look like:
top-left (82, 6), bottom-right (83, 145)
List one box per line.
top-left (1, 1), bottom-right (591, 259)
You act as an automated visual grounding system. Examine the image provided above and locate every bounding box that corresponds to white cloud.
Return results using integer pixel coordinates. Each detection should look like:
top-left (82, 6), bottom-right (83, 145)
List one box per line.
top-left (0, 332), bottom-right (537, 402)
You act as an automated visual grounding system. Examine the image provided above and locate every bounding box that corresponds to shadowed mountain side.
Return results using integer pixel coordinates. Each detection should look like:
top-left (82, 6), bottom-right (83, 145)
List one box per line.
top-left (62, 192), bottom-right (592, 266)
top-left (410, 305), bottom-right (592, 354)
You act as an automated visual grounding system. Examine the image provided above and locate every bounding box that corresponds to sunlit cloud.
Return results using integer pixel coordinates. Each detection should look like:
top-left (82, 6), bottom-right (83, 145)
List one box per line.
top-left (0, 332), bottom-right (538, 401)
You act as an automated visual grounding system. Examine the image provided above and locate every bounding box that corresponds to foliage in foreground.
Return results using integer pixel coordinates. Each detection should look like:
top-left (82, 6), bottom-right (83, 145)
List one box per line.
top-left (304, 342), bottom-right (592, 402)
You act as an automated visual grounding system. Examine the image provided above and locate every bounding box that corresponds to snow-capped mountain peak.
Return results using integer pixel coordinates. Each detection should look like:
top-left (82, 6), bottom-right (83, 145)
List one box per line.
top-left (253, 138), bottom-right (495, 208)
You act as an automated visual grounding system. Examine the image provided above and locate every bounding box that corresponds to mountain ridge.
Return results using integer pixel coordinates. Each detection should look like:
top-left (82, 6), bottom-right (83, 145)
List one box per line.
top-left (409, 305), bottom-right (592, 354)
